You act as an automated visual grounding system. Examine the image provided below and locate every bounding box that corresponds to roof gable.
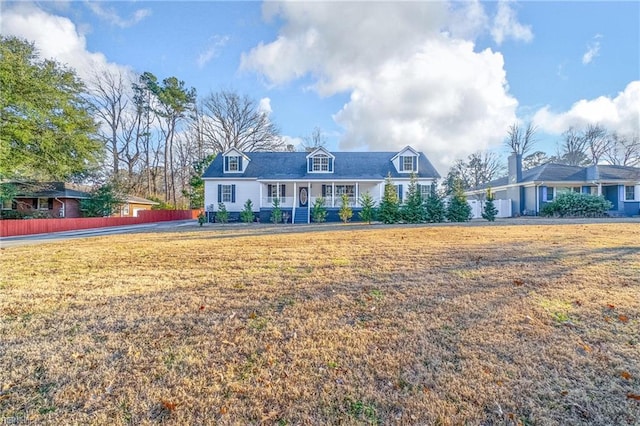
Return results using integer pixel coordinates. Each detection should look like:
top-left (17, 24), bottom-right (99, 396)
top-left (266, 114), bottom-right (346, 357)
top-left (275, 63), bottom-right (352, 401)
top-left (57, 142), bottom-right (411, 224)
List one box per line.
top-left (391, 145), bottom-right (419, 161)
top-left (305, 146), bottom-right (335, 159)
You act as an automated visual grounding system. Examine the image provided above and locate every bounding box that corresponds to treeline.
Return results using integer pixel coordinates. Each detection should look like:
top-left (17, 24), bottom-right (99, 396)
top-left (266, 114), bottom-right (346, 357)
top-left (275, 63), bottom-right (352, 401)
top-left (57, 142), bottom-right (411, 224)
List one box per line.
top-left (0, 36), bottom-right (289, 209)
top-left (446, 123), bottom-right (639, 194)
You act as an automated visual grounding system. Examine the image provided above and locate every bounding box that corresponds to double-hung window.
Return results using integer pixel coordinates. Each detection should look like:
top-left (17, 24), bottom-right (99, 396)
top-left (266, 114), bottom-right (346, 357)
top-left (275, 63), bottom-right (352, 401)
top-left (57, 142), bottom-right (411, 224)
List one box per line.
top-left (399, 155), bottom-right (416, 172)
top-left (313, 155), bottom-right (330, 172)
top-left (217, 184), bottom-right (236, 203)
top-left (625, 186), bottom-right (636, 201)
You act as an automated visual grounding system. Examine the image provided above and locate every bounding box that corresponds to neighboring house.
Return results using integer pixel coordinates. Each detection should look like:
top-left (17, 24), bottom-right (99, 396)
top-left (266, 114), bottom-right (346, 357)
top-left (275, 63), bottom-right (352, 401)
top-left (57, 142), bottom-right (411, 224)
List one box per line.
top-left (116, 196), bottom-right (159, 218)
top-left (465, 154), bottom-right (640, 216)
top-left (1, 182), bottom-right (157, 218)
top-left (202, 146), bottom-right (440, 223)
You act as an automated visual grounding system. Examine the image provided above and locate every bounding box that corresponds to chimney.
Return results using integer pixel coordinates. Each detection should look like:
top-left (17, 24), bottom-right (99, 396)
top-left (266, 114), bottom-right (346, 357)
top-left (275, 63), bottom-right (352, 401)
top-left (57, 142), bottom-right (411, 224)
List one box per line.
top-left (508, 154), bottom-right (522, 184)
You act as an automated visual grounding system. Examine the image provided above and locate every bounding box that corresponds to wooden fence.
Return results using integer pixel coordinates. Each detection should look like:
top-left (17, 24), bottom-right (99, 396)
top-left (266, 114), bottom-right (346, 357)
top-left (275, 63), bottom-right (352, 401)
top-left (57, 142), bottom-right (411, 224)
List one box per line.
top-left (1, 210), bottom-right (200, 237)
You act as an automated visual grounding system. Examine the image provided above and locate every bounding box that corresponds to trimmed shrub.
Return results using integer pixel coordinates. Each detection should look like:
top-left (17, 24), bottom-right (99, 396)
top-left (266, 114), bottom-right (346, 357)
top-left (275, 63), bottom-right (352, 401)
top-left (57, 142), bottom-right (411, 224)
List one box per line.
top-left (541, 192), bottom-right (612, 217)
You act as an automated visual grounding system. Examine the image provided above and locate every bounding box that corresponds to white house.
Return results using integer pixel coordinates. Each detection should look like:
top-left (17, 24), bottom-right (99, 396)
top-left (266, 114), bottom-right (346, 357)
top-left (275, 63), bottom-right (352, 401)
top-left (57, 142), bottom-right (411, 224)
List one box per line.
top-left (202, 146), bottom-right (440, 223)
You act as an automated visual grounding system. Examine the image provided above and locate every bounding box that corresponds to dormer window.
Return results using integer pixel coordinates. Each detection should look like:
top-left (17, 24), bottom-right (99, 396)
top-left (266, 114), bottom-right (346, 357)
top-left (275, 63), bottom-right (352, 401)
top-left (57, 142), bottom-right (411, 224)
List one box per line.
top-left (313, 155), bottom-right (330, 172)
top-left (228, 156), bottom-right (239, 171)
top-left (224, 153), bottom-right (246, 173)
top-left (400, 155), bottom-right (417, 172)
top-left (306, 148), bottom-right (335, 173)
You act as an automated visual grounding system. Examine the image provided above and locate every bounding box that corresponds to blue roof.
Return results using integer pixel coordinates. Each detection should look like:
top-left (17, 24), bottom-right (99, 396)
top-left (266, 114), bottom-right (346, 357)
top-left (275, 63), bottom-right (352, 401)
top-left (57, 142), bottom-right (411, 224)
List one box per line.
top-left (479, 163), bottom-right (640, 189)
top-left (203, 151), bottom-right (441, 180)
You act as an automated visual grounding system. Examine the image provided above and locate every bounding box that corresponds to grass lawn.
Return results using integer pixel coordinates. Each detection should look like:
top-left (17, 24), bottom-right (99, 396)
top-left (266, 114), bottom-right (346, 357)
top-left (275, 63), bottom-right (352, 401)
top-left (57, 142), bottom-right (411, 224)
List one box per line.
top-left (1, 223), bottom-right (639, 425)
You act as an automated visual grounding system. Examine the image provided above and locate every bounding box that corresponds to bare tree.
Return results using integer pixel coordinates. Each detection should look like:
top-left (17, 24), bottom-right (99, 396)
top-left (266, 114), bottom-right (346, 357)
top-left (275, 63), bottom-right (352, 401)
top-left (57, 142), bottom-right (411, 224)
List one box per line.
top-left (582, 124), bottom-right (610, 165)
top-left (522, 151), bottom-right (549, 170)
top-left (604, 132), bottom-right (640, 167)
top-left (444, 151), bottom-right (504, 194)
top-left (505, 122), bottom-right (537, 156)
top-left (302, 126), bottom-right (327, 151)
top-left (200, 91), bottom-right (283, 153)
top-left (87, 69), bottom-right (130, 178)
top-left (553, 127), bottom-right (589, 166)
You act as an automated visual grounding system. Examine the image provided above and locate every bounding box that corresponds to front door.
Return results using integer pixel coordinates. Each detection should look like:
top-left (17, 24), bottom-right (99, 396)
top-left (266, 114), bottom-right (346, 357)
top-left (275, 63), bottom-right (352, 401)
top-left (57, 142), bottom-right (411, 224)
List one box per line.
top-left (299, 187), bottom-right (308, 207)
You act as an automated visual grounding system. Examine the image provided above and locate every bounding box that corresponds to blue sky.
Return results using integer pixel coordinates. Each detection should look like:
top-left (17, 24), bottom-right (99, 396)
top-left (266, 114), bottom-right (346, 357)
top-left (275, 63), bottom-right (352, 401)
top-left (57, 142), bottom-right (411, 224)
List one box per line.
top-left (2, 1), bottom-right (639, 174)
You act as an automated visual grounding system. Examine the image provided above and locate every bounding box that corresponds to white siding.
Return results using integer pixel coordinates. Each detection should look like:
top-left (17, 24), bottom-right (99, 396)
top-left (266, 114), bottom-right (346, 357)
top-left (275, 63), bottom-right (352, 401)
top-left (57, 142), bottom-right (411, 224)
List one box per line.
top-left (204, 180), bottom-right (260, 212)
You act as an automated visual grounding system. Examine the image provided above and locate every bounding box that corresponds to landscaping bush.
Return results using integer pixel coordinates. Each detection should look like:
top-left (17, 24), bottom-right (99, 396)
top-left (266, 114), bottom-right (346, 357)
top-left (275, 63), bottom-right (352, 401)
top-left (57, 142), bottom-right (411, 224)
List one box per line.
top-left (338, 193), bottom-right (353, 223)
top-left (446, 179), bottom-right (472, 222)
top-left (541, 192), bottom-right (612, 217)
top-left (216, 203), bottom-right (229, 223)
top-left (312, 197), bottom-right (328, 223)
top-left (424, 191), bottom-right (445, 223)
top-left (240, 199), bottom-right (255, 223)
top-left (358, 192), bottom-right (376, 224)
top-left (270, 198), bottom-right (283, 224)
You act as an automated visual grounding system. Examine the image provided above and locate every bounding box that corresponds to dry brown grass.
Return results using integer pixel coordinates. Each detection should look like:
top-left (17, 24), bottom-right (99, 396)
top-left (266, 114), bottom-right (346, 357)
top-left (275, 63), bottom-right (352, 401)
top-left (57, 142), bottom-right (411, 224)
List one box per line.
top-left (1, 223), bottom-right (639, 425)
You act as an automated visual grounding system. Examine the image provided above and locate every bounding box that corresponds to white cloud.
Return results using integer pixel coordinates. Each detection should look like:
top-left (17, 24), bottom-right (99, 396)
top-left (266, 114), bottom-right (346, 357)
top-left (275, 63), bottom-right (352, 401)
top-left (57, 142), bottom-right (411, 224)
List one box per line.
top-left (0, 2), bottom-right (131, 83)
top-left (196, 35), bottom-right (230, 69)
top-left (242, 2), bottom-right (519, 173)
top-left (258, 97), bottom-right (272, 115)
top-left (491, 0), bottom-right (533, 45)
top-left (533, 81), bottom-right (640, 136)
top-left (84, 2), bottom-right (151, 28)
top-left (582, 34), bottom-right (602, 65)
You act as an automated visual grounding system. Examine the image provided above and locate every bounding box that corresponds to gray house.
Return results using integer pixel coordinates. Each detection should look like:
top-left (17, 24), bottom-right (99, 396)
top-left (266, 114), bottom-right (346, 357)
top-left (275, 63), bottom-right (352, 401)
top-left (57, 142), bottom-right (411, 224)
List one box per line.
top-left (202, 146), bottom-right (440, 223)
top-left (465, 154), bottom-right (640, 216)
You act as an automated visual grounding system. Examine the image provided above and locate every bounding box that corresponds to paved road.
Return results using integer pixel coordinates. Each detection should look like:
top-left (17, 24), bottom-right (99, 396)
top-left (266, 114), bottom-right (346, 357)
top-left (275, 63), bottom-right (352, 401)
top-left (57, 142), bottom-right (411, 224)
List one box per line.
top-left (0, 220), bottom-right (196, 248)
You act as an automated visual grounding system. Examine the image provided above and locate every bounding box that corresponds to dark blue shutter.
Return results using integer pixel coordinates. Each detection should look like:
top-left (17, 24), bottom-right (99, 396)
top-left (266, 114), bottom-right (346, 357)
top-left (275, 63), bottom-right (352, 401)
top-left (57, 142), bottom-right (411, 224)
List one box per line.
top-left (328, 158), bottom-right (333, 172)
top-left (231, 185), bottom-right (236, 203)
top-left (238, 156), bottom-right (243, 171)
top-left (268, 184), bottom-right (272, 197)
top-left (281, 185), bottom-right (286, 197)
top-left (224, 157), bottom-right (229, 172)
top-left (398, 185), bottom-right (403, 203)
top-left (308, 158), bottom-right (313, 172)
top-left (217, 185), bottom-right (222, 203)
top-left (322, 185), bottom-right (326, 197)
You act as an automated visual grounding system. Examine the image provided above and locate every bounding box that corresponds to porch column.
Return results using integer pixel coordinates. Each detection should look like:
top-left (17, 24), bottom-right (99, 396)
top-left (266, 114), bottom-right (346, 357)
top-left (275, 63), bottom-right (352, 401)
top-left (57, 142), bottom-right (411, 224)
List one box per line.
top-left (332, 182), bottom-right (336, 207)
top-left (293, 182), bottom-right (297, 225)
top-left (293, 182), bottom-right (297, 207)
top-left (597, 182), bottom-right (602, 196)
top-left (379, 182), bottom-right (383, 203)
top-left (355, 182), bottom-right (359, 207)
top-left (259, 184), bottom-right (263, 208)
top-left (307, 181), bottom-right (311, 223)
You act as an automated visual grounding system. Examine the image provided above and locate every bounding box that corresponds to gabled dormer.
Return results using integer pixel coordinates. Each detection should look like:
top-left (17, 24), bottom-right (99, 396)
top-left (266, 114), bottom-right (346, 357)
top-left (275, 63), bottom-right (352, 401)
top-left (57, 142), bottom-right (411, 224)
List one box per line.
top-left (306, 147), bottom-right (335, 173)
top-left (391, 146), bottom-right (419, 173)
top-left (223, 148), bottom-right (250, 173)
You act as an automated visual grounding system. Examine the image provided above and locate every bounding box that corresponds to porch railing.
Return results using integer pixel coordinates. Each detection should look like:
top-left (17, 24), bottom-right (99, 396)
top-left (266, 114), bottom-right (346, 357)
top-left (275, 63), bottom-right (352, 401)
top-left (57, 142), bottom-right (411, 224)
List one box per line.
top-left (262, 196), bottom-right (294, 207)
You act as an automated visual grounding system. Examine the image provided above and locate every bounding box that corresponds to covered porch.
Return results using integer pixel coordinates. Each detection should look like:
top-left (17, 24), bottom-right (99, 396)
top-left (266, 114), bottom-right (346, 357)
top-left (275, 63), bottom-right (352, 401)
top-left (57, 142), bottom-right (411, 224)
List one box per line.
top-left (258, 180), bottom-right (383, 224)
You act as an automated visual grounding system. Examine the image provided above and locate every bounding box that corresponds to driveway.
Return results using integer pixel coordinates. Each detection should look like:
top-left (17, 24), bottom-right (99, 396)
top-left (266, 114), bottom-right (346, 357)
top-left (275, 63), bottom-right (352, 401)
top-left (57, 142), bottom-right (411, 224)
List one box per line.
top-left (0, 220), bottom-right (196, 248)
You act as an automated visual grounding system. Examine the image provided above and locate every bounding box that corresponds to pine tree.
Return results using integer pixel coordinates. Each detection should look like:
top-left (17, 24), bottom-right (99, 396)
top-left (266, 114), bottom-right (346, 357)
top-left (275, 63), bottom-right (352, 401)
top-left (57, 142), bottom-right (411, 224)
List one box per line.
top-left (358, 192), bottom-right (376, 224)
top-left (240, 199), bottom-right (255, 223)
top-left (338, 193), bottom-right (353, 223)
top-left (378, 174), bottom-right (400, 224)
top-left (481, 188), bottom-right (498, 222)
top-left (401, 173), bottom-right (425, 223)
top-left (270, 198), bottom-right (282, 224)
top-left (311, 197), bottom-right (328, 223)
top-left (424, 184), bottom-right (446, 223)
top-left (446, 179), bottom-right (472, 222)
top-left (216, 203), bottom-right (229, 223)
